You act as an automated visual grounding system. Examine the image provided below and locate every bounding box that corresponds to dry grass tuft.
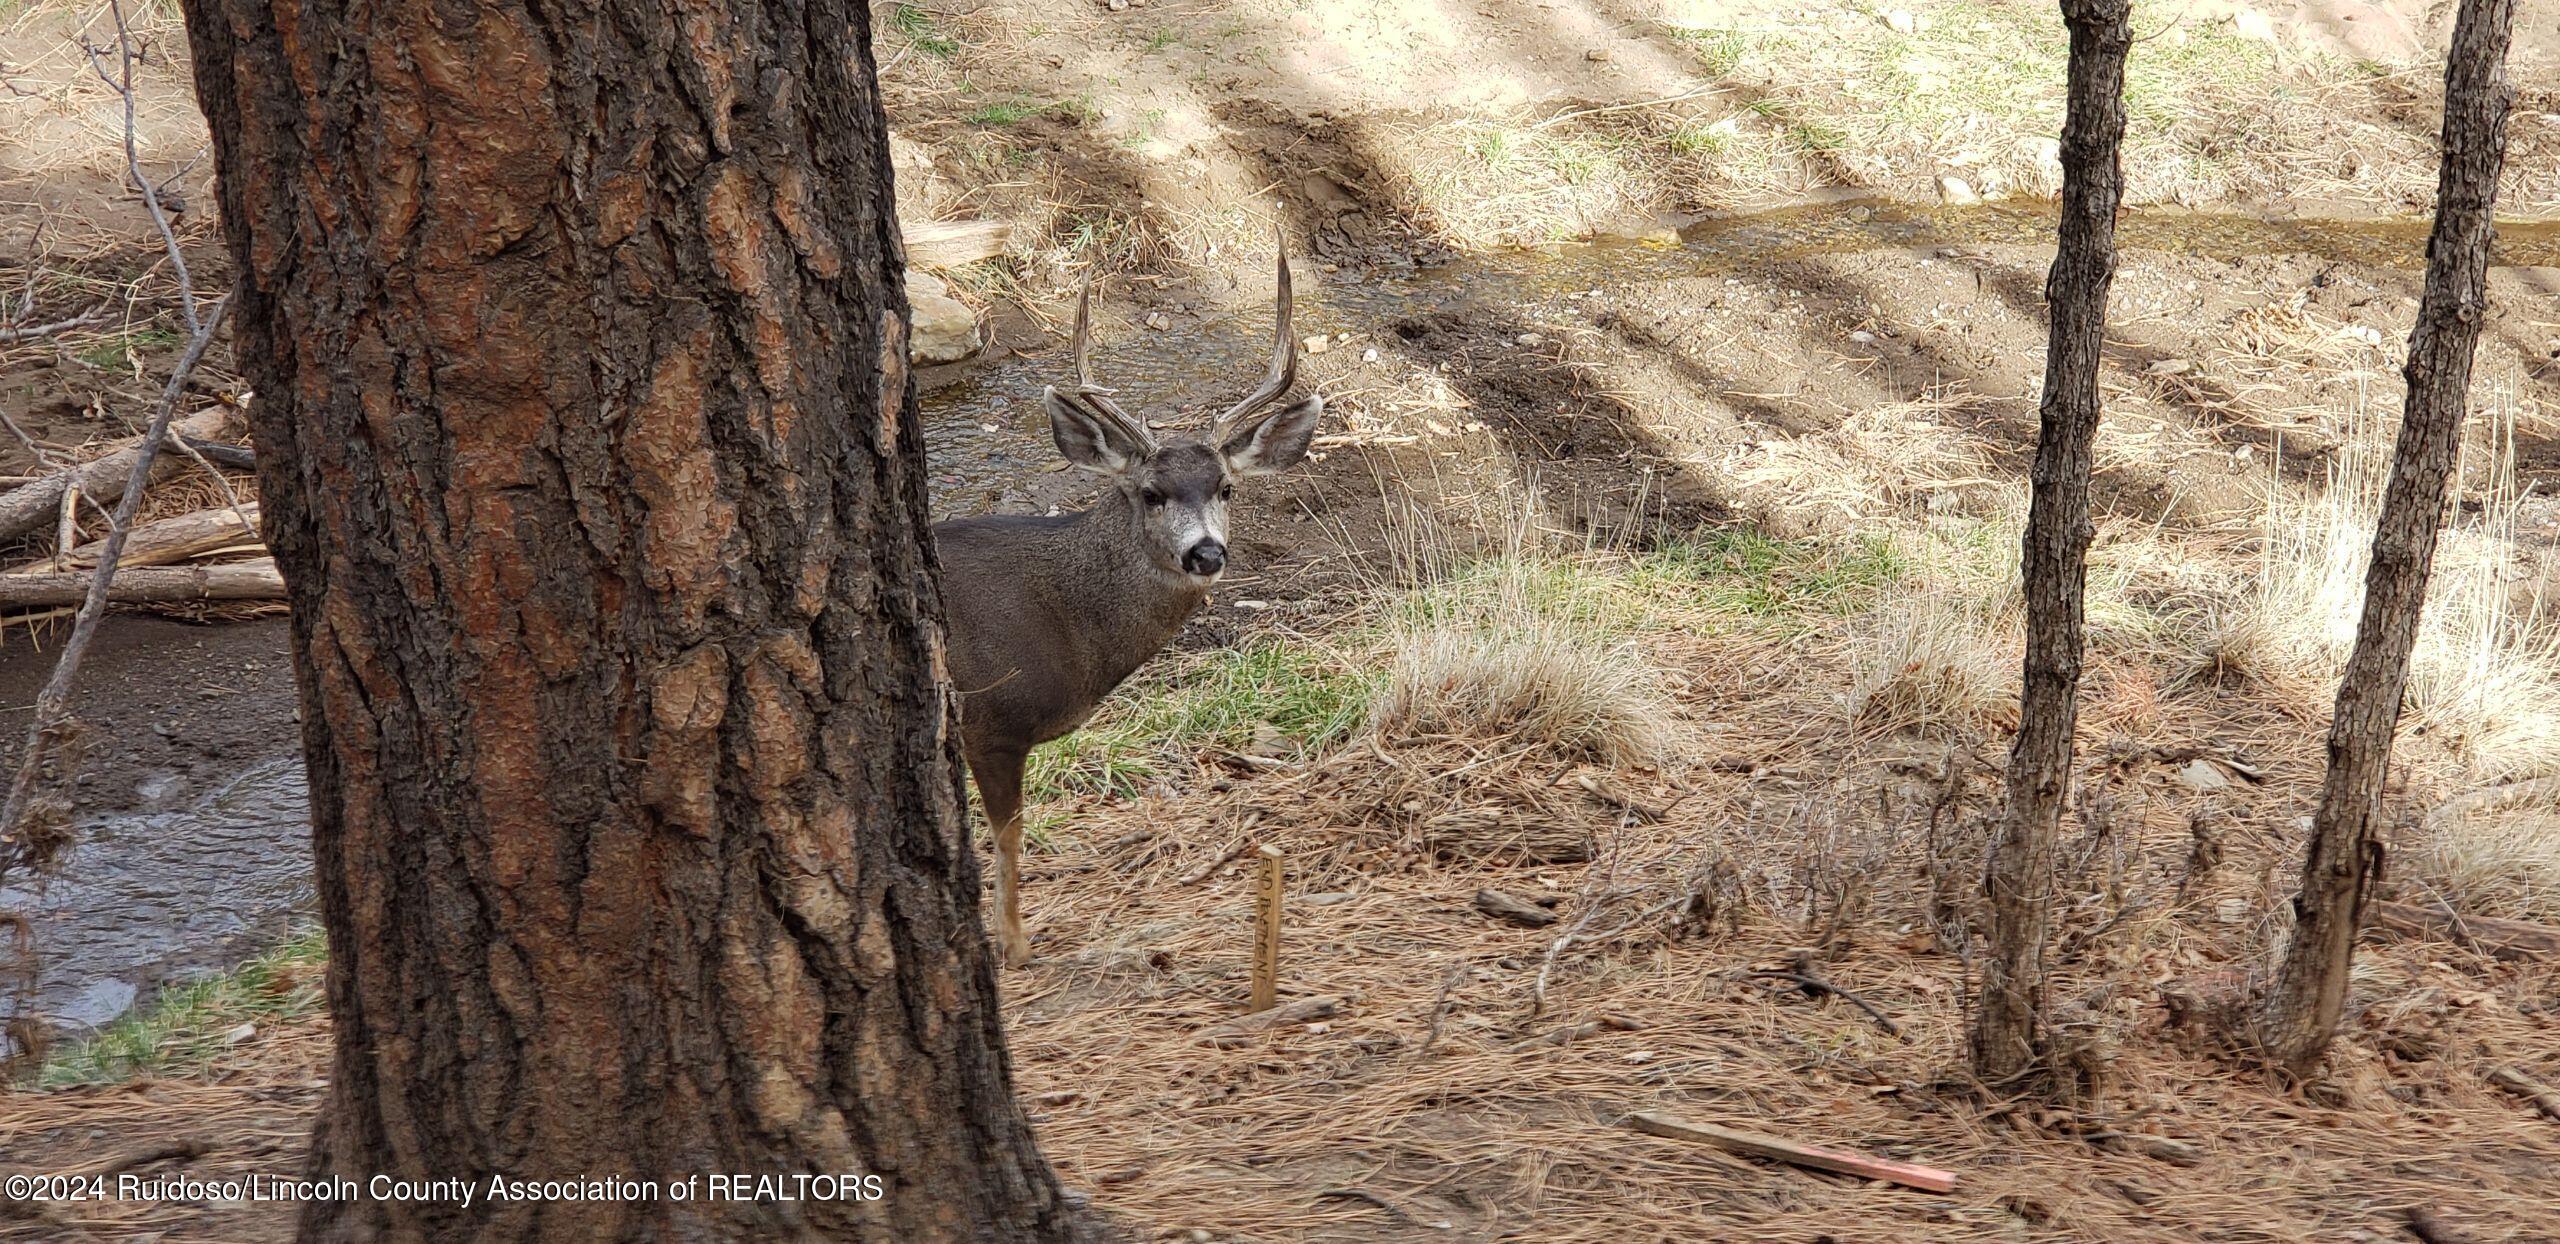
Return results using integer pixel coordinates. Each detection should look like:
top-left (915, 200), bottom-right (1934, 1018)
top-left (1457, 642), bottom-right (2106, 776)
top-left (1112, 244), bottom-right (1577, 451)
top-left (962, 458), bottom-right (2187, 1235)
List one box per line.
top-left (2233, 396), bottom-right (2560, 780)
top-left (2414, 808), bottom-right (2560, 924)
top-left (1369, 590), bottom-right (1682, 771)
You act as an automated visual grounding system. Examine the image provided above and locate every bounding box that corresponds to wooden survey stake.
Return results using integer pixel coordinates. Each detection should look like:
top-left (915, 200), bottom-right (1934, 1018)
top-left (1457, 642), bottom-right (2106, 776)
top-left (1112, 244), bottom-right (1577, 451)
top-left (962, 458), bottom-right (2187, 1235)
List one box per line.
top-left (1251, 844), bottom-right (1284, 1012)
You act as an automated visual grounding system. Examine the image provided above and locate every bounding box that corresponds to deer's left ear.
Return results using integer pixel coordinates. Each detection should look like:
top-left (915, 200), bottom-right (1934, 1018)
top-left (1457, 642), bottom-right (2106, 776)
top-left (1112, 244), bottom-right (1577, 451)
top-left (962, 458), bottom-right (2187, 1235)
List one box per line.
top-left (1220, 394), bottom-right (1322, 476)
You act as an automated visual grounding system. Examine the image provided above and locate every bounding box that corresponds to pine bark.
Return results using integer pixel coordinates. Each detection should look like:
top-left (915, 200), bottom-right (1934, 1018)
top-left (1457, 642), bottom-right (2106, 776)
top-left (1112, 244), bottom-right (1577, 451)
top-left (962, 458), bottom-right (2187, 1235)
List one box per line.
top-left (2260, 0), bottom-right (2519, 1078)
top-left (178, 1), bottom-right (1097, 1238)
top-left (1971, 0), bottom-right (2131, 1086)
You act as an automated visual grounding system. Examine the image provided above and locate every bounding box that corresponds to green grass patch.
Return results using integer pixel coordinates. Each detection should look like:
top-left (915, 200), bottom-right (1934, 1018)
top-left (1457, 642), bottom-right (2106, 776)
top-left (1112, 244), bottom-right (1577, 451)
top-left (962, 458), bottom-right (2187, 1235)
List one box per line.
top-left (1025, 639), bottom-right (1377, 805)
top-left (966, 98), bottom-right (1051, 127)
top-left (39, 927), bottom-right (327, 1087)
top-left (1666, 26), bottom-right (1750, 78)
top-left (890, 4), bottom-right (960, 58)
top-left (73, 327), bottom-right (181, 372)
top-left (1625, 531), bottom-right (1909, 620)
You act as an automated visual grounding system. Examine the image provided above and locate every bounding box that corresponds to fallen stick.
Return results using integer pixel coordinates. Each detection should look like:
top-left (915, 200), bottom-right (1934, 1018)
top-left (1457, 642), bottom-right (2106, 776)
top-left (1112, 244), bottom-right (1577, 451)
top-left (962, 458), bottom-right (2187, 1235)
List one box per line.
top-left (2487, 1066), bottom-right (2560, 1122)
top-left (10, 503), bottom-right (262, 575)
top-left (1196, 995), bottom-right (1340, 1046)
top-left (0, 559), bottom-right (282, 610)
top-left (1473, 888), bottom-right (1560, 928)
top-left (2367, 900), bottom-right (2560, 961)
top-left (0, 407), bottom-right (228, 544)
top-left (1506, 1014), bottom-right (1641, 1052)
top-left (1625, 1112), bottom-right (1957, 1193)
top-left (1744, 969), bottom-right (1903, 1037)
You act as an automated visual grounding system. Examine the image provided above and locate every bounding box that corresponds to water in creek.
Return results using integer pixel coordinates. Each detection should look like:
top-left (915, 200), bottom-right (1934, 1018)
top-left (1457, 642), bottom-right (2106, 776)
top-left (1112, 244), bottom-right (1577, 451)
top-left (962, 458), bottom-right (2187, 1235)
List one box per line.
top-left (14, 202), bottom-right (2559, 1045)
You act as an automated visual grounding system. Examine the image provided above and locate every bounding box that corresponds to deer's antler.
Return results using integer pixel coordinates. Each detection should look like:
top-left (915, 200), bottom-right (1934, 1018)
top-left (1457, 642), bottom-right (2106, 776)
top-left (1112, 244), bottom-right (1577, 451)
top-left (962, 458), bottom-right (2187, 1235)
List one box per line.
top-left (1210, 236), bottom-right (1299, 442)
top-left (1056, 279), bottom-right (1158, 453)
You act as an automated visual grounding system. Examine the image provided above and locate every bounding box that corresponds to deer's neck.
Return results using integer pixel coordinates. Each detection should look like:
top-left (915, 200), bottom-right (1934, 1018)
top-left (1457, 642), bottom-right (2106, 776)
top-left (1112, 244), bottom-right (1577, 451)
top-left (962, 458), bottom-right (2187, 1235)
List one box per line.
top-left (1064, 491), bottom-right (1211, 672)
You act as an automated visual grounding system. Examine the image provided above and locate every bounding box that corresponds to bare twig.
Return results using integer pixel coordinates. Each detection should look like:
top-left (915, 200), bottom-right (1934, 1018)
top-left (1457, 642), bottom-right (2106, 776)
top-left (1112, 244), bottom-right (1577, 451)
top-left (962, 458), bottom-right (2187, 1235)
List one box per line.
top-left (0, 296), bottom-right (229, 844)
top-left (0, 304), bottom-right (111, 343)
top-left (81, 0), bottom-right (199, 335)
top-left (1, 4), bottom-right (231, 869)
top-left (1742, 969), bottom-right (1904, 1037)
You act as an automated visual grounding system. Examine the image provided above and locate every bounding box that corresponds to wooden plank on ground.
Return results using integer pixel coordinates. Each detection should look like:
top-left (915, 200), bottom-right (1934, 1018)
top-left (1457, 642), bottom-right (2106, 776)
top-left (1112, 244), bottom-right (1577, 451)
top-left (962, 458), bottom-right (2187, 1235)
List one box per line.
top-left (1626, 1112), bottom-right (1957, 1193)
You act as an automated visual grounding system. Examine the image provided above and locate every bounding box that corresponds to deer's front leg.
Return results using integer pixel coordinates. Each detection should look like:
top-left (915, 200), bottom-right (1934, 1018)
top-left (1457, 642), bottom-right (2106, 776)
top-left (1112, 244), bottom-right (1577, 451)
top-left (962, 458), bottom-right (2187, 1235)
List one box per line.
top-left (974, 746), bottom-right (1033, 968)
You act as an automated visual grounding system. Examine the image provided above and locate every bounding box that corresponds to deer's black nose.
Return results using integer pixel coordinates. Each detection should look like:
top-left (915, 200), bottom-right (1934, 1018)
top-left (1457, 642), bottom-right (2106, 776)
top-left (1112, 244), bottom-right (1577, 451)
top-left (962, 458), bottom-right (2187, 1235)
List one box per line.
top-left (1182, 541), bottom-right (1226, 577)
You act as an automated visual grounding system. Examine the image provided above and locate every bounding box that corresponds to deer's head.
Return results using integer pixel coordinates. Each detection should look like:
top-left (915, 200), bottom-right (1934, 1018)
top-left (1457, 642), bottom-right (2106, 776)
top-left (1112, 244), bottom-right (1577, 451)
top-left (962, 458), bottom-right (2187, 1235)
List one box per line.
top-left (1041, 247), bottom-right (1322, 584)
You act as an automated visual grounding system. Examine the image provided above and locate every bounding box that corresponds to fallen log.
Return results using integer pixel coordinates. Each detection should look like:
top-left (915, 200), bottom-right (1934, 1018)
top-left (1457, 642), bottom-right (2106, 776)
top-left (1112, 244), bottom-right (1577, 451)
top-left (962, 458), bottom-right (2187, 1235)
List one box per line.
top-left (10, 503), bottom-right (261, 575)
top-left (2367, 900), bottom-right (2560, 961)
top-left (0, 559), bottom-right (282, 610)
top-left (905, 218), bottom-right (1010, 270)
top-left (1626, 1111), bottom-right (1957, 1193)
top-left (0, 408), bottom-right (228, 544)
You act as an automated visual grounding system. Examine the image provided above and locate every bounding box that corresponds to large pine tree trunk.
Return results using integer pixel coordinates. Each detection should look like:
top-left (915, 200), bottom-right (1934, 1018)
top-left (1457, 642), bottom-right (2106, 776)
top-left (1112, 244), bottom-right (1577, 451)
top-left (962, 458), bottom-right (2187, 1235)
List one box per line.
top-left (179, 2), bottom-right (1096, 1239)
top-left (2260, 0), bottom-right (2519, 1079)
top-left (1971, 0), bottom-right (2131, 1086)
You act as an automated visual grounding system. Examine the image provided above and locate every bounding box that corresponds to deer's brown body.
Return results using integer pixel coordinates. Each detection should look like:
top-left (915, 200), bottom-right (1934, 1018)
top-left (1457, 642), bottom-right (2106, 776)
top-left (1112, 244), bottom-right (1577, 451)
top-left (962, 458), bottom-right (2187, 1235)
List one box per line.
top-left (934, 248), bottom-right (1321, 966)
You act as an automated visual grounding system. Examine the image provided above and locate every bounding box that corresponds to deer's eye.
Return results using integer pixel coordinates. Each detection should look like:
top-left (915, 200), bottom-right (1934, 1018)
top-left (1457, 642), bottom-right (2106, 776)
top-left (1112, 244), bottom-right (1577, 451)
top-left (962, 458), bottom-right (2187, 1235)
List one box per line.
top-left (1141, 488), bottom-right (1166, 508)
top-left (1219, 484), bottom-right (1235, 501)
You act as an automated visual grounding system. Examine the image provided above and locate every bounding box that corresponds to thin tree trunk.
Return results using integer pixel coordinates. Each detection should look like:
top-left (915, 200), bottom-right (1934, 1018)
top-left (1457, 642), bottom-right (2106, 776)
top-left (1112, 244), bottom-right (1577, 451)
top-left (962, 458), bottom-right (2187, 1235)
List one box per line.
top-left (2259, 0), bottom-right (2519, 1079)
top-left (179, 2), bottom-right (1098, 1239)
top-left (1971, 0), bottom-right (2132, 1086)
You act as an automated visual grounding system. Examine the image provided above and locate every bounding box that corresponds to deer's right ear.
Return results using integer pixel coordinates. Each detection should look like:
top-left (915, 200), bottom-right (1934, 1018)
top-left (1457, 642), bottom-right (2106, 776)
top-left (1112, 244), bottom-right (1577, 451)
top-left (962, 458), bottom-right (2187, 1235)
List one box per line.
top-left (1045, 387), bottom-right (1145, 476)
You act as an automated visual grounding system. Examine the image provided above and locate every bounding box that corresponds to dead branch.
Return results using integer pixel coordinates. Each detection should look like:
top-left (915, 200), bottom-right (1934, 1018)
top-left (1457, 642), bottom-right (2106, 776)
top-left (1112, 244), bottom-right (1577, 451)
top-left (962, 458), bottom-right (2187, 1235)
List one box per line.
top-left (0, 5), bottom-right (234, 854)
top-left (1743, 969), bottom-right (1903, 1037)
top-left (0, 304), bottom-right (112, 343)
top-left (0, 554), bottom-right (276, 612)
top-left (0, 407), bottom-right (228, 544)
top-left (9, 503), bottom-right (261, 575)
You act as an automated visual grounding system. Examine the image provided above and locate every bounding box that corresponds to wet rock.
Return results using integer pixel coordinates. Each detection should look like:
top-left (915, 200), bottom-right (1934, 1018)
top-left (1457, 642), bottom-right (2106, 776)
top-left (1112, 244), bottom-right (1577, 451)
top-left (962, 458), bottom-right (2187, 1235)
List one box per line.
top-left (1934, 174), bottom-right (1980, 206)
top-left (909, 275), bottom-right (981, 364)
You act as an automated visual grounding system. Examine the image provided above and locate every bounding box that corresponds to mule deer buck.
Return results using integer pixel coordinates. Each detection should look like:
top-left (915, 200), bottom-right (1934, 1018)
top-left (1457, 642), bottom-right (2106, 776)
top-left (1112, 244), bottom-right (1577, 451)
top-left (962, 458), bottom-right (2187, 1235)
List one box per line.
top-left (936, 248), bottom-right (1323, 967)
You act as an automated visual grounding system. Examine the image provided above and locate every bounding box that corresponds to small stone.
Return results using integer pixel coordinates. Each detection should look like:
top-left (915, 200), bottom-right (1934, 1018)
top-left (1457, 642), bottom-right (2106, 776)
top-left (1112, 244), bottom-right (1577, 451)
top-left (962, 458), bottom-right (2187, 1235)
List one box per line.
top-left (908, 275), bottom-right (982, 364)
top-left (1584, 47), bottom-right (1610, 61)
top-left (1301, 335), bottom-right (1330, 354)
top-left (2176, 759), bottom-right (2231, 792)
top-left (1144, 311), bottom-right (1172, 330)
top-left (2231, 8), bottom-right (2277, 47)
top-left (1884, 9), bottom-right (1916, 34)
top-left (1848, 330), bottom-right (1876, 345)
top-left (1361, 347), bottom-right (1379, 363)
top-left (1105, 0), bottom-right (1126, 10)
top-left (1933, 174), bottom-right (1980, 206)
top-left (1516, 332), bottom-right (1544, 346)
